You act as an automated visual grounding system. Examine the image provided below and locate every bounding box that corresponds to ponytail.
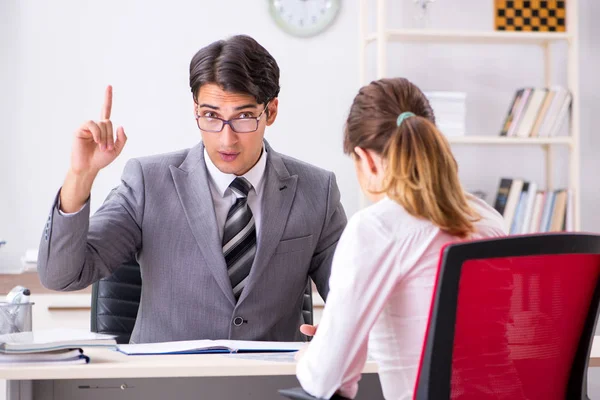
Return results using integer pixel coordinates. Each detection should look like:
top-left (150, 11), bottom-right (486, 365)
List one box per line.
top-left (382, 115), bottom-right (480, 238)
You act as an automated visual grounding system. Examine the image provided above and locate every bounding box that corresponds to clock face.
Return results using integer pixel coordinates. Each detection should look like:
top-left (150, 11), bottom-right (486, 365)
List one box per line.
top-left (269, 0), bottom-right (341, 38)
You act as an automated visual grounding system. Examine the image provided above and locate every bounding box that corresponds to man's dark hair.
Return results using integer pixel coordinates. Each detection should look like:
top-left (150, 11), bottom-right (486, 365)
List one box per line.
top-left (189, 35), bottom-right (280, 105)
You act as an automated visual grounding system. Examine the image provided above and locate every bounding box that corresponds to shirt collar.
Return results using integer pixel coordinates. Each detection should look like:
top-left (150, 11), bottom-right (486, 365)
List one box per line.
top-left (204, 145), bottom-right (267, 197)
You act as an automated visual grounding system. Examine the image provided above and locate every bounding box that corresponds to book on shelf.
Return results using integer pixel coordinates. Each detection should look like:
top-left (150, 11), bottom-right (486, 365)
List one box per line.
top-left (499, 86), bottom-right (571, 138)
top-left (529, 191), bottom-right (546, 234)
top-left (520, 182), bottom-right (538, 234)
top-left (530, 90), bottom-right (555, 137)
top-left (506, 88), bottom-right (532, 137)
top-left (500, 89), bottom-right (525, 136)
top-left (502, 178), bottom-right (524, 233)
top-left (493, 178), bottom-right (572, 234)
top-left (493, 178), bottom-right (513, 215)
top-left (515, 88), bottom-right (548, 138)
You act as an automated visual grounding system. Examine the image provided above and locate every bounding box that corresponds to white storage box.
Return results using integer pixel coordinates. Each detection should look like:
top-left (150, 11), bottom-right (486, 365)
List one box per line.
top-left (424, 91), bottom-right (467, 137)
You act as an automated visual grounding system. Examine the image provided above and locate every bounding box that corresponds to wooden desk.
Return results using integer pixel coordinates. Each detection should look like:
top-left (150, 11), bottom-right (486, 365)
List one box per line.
top-left (2, 349), bottom-right (382, 400)
top-left (7, 335), bottom-right (600, 400)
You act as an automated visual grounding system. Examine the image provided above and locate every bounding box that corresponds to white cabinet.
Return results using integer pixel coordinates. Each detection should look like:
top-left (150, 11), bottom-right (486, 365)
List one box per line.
top-left (29, 294), bottom-right (91, 331)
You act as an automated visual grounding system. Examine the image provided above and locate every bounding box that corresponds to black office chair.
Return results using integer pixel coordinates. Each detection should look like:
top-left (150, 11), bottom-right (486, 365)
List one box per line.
top-left (90, 260), bottom-right (314, 344)
top-left (90, 261), bottom-right (142, 344)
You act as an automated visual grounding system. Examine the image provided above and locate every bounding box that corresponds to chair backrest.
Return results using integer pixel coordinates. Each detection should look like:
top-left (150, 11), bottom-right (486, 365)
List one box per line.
top-left (91, 261), bottom-right (314, 343)
top-left (414, 233), bottom-right (600, 400)
top-left (90, 261), bottom-right (142, 344)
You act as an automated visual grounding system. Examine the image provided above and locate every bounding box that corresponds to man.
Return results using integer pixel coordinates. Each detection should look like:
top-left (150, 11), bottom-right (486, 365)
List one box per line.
top-left (38, 35), bottom-right (346, 344)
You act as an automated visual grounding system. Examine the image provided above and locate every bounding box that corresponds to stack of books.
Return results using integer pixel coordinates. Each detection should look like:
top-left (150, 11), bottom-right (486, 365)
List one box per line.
top-left (0, 328), bottom-right (117, 365)
top-left (493, 178), bottom-right (573, 235)
top-left (499, 86), bottom-right (572, 138)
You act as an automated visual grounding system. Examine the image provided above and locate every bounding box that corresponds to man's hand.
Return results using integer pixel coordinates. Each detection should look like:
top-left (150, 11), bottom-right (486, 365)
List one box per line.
top-left (60, 86), bottom-right (127, 213)
top-left (300, 324), bottom-right (318, 337)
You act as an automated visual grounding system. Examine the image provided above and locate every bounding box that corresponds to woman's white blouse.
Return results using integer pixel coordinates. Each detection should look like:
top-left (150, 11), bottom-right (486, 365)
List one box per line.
top-left (296, 195), bottom-right (506, 399)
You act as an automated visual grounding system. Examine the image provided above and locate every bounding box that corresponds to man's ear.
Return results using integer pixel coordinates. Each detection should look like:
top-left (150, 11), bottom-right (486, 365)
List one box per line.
top-left (354, 146), bottom-right (378, 174)
top-left (266, 98), bottom-right (279, 126)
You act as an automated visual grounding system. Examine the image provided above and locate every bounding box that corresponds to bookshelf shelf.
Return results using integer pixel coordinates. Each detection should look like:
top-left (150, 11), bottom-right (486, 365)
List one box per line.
top-left (364, 30), bottom-right (572, 46)
top-left (447, 136), bottom-right (573, 146)
top-left (359, 0), bottom-right (580, 230)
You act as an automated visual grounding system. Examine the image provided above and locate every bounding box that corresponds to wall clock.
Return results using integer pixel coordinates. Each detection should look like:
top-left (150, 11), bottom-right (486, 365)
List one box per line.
top-left (269, 0), bottom-right (341, 38)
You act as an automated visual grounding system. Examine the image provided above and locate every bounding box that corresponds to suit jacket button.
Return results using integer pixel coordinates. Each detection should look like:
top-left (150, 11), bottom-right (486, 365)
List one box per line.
top-left (233, 317), bottom-right (244, 327)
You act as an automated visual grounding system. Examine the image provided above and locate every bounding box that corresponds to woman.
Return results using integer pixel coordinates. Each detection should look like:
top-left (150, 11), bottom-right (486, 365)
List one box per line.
top-left (295, 78), bottom-right (506, 399)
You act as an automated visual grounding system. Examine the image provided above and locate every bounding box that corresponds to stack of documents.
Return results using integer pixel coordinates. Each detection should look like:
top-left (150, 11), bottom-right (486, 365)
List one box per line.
top-left (0, 328), bottom-right (117, 365)
top-left (117, 339), bottom-right (304, 355)
top-left (0, 348), bottom-right (89, 365)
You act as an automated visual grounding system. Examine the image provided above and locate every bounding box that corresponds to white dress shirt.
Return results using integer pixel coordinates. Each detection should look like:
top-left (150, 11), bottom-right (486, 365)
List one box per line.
top-left (204, 147), bottom-right (267, 240)
top-left (296, 195), bottom-right (506, 400)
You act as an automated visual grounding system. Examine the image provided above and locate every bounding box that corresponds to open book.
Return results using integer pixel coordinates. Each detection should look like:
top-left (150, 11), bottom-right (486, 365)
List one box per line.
top-left (117, 339), bottom-right (305, 355)
top-left (0, 328), bottom-right (117, 353)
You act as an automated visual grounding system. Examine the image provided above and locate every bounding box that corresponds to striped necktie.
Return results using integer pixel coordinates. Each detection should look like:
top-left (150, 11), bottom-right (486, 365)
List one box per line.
top-left (222, 177), bottom-right (256, 301)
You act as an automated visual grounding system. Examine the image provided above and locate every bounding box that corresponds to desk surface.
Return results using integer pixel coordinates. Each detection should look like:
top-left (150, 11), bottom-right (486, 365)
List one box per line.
top-left (2, 336), bottom-right (600, 381)
top-left (0, 348), bottom-right (378, 381)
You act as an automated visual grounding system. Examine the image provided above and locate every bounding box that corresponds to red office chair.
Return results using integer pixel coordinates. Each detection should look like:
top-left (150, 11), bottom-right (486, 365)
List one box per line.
top-left (280, 233), bottom-right (600, 400)
top-left (414, 233), bottom-right (600, 399)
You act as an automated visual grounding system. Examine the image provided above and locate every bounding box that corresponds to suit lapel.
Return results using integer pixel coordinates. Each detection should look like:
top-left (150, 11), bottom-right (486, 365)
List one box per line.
top-left (238, 143), bottom-right (298, 304)
top-left (170, 143), bottom-right (236, 307)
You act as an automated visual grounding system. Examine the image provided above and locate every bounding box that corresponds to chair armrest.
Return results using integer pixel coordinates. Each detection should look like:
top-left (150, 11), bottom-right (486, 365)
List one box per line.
top-left (278, 387), bottom-right (321, 400)
top-left (278, 387), bottom-right (350, 400)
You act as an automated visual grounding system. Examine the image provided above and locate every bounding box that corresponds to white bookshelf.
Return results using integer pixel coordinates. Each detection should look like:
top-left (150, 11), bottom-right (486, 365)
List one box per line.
top-left (358, 0), bottom-right (581, 230)
top-left (447, 136), bottom-right (573, 146)
top-left (366, 30), bottom-right (572, 46)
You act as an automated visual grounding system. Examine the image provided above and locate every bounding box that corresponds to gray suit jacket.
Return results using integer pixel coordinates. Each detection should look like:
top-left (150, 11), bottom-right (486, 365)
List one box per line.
top-left (38, 141), bottom-right (347, 343)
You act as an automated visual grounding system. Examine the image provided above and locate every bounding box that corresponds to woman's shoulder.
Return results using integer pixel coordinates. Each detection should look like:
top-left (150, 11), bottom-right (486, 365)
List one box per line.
top-left (348, 197), bottom-right (428, 236)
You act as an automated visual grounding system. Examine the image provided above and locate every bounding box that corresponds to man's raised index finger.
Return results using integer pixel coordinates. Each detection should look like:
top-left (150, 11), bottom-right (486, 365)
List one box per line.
top-left (101, 85), bottom-right (113, 120)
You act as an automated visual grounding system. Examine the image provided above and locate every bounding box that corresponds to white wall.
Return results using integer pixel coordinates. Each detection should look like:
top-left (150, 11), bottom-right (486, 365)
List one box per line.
top-left (0, 0), bottom-right (361, 270)
top-left (0, 0), bottom-right (598, 268)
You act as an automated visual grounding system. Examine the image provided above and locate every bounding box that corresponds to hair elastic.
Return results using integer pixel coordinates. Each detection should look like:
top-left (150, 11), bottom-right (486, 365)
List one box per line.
top-left (396, 111), bottom-right (416, 127)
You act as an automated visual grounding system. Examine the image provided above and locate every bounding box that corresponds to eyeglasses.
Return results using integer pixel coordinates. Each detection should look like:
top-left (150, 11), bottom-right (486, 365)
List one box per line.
top-left (195, 102), bottom-right (270, 133)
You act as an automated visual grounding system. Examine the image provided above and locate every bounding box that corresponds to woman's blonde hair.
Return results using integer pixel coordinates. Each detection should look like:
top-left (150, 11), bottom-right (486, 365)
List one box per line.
top-left (343, 78), bottom-right (480, 238)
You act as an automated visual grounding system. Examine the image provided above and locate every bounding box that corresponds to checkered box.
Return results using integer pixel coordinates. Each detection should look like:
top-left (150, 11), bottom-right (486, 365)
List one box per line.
top-left (495, 0), bottom-right (566, 32)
